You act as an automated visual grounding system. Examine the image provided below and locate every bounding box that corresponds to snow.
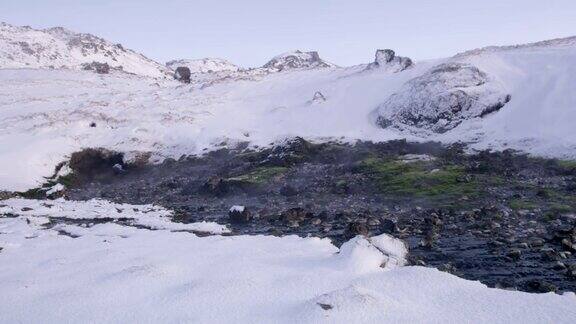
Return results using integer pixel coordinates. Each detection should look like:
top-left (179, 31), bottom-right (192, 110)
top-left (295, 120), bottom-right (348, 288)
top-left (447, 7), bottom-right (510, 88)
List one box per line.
top-left (45, 183), bottom-right (65, 195)
top-left (0, 198), bottom-right (230, 234)
top-left (1, 35), bottom-right (576, 191)
top-left (230, 205), bottom-right (246, 213)
top-left (0, 198), bottom-right (575, 323)
top-left (368, 234), bottom-right (408, 268)
top-left (398, 154), bottom-right (436, 163)
top-left (441, 45), bottom-right (576, 157)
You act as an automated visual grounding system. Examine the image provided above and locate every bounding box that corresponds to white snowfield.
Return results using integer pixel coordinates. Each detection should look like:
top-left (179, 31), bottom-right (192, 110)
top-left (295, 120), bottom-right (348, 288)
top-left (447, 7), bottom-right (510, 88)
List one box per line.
top-left (0, 27), bottom-right (576, 193)
top-left (1, 198), bottom-right (575, 323)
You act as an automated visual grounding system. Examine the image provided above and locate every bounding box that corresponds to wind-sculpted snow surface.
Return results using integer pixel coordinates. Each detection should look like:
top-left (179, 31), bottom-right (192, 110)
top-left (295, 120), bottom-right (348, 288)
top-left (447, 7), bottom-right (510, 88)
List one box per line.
top-left (1, 199), bottom-right (575, 323)
top-left (374, 62), bottom-right (511, 133)
top-left (0, 22), bottom-right (170, 78)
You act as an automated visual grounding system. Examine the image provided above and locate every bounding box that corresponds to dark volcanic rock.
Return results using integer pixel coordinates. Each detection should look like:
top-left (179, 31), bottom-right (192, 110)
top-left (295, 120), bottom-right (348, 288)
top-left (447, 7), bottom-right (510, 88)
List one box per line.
top-left (344, 221), bottom-right (370, 239)
top-left (366, 49), bottom-right (413, 72)
top-left (69, 148), bottom-right (124, 179)
top-left (279, 185), bottom-right (298, 196)
top-left (201, 177), bottom-right (228, 197)
top-left (281, 208), bottom-right (308, 224)
top-left (229, 206), bottom-right (252, 223)
top-left (174, 66), bottom-right (191, 83)
top-left (82, 61), bottom-right (110, 74)
top-left (380, 219), bottom-right (398, 234)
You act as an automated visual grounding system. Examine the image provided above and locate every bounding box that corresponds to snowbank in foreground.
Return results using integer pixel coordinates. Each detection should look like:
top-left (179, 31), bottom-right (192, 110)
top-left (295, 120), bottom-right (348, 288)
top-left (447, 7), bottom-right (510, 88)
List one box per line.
top-left (1, 199), bottom-right (575, 323)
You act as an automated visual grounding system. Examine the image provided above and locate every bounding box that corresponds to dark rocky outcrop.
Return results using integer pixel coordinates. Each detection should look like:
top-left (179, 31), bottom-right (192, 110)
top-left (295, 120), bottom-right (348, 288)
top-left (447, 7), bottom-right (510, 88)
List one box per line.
top-left (366, 49), bottom-right (413, 72)
top-left (82, 61), bottom-right (111, 74)
top-left (174, 66), bottom-right (191, 83)
top-left (69, 148), bottom-right (124, 179)
top-left (229, 206), bottom-right (252, 223)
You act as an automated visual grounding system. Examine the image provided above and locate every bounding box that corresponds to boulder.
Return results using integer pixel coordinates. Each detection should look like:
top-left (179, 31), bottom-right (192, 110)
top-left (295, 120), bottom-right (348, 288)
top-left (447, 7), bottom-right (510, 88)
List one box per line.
top-left (281, 207), bottom-right (308, 224)
top-left (229, 205), bottom-right (252, 223)
top-left (366, 49), bottom-right (413, 72)
top-left (201, 176), bottom-right (228, 196)
top-left (310, 91), bottom-right (326, 104)
top-left (373, 62), bottom-right (511, 133)
top-left (344, 221), bottom-right (370, 239)
top-left (69, 148), bottom-right (124, 177)
top-left (174, 66), bottom-right (191, 83)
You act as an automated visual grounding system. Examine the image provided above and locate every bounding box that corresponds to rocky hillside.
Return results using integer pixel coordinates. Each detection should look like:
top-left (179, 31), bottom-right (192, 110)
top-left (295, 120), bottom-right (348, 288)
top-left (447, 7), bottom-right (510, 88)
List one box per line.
top-left (262, 50), bottom-right (335, 71)
top-left (0, 22), bottom-right (170, 78)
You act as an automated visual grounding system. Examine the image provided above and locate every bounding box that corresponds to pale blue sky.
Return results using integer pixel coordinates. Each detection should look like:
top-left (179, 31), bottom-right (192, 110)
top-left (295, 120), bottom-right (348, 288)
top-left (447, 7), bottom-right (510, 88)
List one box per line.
top-left (1, 0), bottom-right (575, 67)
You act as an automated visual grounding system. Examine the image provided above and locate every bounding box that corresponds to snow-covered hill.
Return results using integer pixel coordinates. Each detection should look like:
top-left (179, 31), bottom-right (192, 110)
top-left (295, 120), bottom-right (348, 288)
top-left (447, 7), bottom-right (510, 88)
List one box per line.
top-left (166, 58), bottom-right (240, 74)
top-left (0, 22), bottom-right (170, 78)
top-left (1, 34), bottom-right (576, 191)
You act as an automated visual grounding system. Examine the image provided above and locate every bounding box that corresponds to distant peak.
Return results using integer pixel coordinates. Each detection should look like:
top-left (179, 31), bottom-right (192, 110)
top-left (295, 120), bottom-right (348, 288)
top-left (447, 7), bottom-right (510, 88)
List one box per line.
top-left (263, 50), bottom-right (335, 71)
top-left (166, 58), bottom-right (239, 74)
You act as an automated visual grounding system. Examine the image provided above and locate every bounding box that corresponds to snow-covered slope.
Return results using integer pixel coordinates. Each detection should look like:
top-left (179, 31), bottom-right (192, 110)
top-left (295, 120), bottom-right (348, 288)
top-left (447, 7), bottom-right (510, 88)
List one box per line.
top-left (0, 22), bottom-right (170, 78)
top-left (437, 37), bottom-right (576, 153)
top-left (166, 58), bottom-right (239, 74)
top-left (0, 36), bottom-right (575, 191)
top-left (1, 198), bottom-right (575, 323)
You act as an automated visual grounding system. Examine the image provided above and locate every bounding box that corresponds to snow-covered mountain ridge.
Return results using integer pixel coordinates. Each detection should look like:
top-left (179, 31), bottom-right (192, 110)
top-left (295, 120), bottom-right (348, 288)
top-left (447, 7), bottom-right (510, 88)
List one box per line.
top-left (0, 22), bottom-right (171, 78)
top-left (455, 35), bottom-right (576, 58)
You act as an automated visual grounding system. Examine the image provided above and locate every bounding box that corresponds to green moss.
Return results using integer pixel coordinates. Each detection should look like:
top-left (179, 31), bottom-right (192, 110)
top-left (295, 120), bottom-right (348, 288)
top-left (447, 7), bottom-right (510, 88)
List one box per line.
top-left (18, 188), bottom-right (46, 199)
top-left (549, 203), bottom-right (574, 214)
top-left (557, 159), bottom-right (576, 171)
top-left (56, 173), bottom-right (76, 187)
top-left (509, 199), bottom-right (537, 211)
top-left (16, 169), bottom-right (76, 199)
top-left (359, 158), bottom-right (478, 198)
top-left (228, 166), bottom-right (288, 185)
